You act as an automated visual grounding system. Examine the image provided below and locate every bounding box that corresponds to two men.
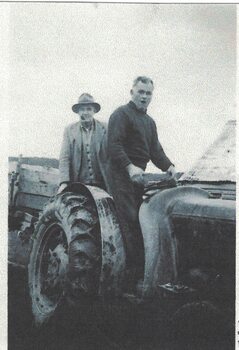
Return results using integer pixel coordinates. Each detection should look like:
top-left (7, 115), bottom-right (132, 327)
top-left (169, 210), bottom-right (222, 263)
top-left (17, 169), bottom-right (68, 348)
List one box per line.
top-left (59, 79), bottom-right (176, 289)
top-left (59, 93), bottom-right (108, 192)
top-left (107, 76), bottom-right (176, 286)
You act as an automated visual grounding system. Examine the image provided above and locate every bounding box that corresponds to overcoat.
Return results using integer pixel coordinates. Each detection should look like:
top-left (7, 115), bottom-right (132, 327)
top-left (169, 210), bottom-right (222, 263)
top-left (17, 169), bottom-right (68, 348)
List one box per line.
top-left (59, 119), bottom-right (110, 191)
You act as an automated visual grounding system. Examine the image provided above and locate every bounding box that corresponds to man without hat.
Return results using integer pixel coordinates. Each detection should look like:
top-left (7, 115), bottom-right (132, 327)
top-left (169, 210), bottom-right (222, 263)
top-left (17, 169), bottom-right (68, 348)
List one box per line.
top-left (107, 76), bottom-right (177, 291)
top-left (58, 93), bottom-right (108, 193)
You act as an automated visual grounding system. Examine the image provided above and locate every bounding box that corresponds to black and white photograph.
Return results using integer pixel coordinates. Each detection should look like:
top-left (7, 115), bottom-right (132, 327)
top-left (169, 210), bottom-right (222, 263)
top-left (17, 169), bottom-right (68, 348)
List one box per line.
top-left (2, 2), bottom-right (237, 350)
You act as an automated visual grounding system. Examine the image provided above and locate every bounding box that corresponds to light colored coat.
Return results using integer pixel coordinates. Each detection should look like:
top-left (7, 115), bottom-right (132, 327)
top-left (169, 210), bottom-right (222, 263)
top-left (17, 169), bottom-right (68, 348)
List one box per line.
top-left (59, 119), bottom-right (109, 190)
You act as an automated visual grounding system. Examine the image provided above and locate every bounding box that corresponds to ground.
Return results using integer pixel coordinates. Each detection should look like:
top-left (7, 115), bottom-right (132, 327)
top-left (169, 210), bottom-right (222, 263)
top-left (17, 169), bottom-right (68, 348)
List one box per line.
top-left (8, 266), bottom-right (234, 350)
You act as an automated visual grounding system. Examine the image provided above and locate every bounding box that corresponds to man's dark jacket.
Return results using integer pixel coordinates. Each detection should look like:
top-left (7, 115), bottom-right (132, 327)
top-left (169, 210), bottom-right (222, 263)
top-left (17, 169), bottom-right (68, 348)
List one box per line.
top-left (108, 101), bottom-right (172, 171)
top-left (107, 101), bottom-right (173, 274)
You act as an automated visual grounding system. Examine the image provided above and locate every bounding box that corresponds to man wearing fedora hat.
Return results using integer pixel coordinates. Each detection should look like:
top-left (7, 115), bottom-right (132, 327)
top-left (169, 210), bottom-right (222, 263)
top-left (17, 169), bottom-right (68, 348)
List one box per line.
top-left (58, 93), bottom-right (108, 193)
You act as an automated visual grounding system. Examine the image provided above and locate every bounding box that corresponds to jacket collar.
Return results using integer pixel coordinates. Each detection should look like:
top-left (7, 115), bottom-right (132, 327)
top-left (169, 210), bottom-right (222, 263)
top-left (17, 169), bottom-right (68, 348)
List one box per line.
top-left (80, 118), bottom-right (95, 131)
top-left (128, 100), bottom-right (147, 114)
top-left (70, 119), bottom-right (105, 151)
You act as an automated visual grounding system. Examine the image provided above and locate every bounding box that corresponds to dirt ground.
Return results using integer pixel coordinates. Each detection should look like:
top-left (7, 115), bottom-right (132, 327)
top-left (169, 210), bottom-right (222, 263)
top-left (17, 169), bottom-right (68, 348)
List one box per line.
top-left (8, 266), bottom-right (234, 350)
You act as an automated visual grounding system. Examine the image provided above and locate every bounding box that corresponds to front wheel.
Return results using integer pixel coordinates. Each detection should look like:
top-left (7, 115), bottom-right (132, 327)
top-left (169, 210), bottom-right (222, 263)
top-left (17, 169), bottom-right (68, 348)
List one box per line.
top-left (28, 191), bottom-right (101, 325)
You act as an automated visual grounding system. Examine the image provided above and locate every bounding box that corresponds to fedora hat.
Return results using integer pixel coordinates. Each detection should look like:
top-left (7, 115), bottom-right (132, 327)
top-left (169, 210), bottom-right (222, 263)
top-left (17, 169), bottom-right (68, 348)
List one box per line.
top-left (72, 93), bottom-right (101, 113)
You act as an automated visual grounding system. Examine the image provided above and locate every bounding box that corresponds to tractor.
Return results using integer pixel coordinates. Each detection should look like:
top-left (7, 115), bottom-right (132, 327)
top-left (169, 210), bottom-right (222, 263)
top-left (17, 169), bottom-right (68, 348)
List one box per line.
top-left (8, 120), bottom-right (236, 345)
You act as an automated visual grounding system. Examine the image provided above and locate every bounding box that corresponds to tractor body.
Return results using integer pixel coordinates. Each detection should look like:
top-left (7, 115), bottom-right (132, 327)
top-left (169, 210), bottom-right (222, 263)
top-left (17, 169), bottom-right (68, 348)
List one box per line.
top-left (8, 121), bottom-right (236, 337)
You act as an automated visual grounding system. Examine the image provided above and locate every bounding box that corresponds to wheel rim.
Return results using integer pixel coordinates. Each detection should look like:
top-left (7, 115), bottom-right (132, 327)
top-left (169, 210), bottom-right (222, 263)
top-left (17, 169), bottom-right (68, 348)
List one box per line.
top-left (33, 224), bottom-right (68, 318)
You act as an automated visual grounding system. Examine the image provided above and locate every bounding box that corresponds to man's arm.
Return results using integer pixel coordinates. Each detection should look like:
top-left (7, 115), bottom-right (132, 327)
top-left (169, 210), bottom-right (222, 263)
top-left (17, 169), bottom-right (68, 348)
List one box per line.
top-left (108, 109), bottom-right (131, 168)
top-left (59, 127), bottom-right (71, 185)
top-left (150, 121), bottom-right (174, 172)
top-left (108, 108), bottom-right (146, 182)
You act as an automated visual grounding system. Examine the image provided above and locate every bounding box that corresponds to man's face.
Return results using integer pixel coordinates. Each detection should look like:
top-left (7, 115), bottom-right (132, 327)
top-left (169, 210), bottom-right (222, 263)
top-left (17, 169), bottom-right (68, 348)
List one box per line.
top-left (130, 81), bottom-right (154, 111)
top-left (77, 105), bottom-right (95, 121)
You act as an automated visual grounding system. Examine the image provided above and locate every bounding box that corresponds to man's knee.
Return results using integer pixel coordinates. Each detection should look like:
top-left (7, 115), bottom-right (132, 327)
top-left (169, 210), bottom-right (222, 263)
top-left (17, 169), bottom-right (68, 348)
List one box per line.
top-left (116, 202), bottom-right (138, 226)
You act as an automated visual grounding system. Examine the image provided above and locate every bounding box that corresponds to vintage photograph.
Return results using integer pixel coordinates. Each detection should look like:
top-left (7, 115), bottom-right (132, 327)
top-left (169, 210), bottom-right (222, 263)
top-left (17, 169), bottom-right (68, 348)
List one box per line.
top-left (6, 3), bottom-right (236, 350)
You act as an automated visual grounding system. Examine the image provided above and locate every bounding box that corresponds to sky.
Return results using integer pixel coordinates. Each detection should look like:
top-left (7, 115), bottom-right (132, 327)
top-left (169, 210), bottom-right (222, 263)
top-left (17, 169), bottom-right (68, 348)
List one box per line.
top-left (7, 3), bottom-right (236, 172)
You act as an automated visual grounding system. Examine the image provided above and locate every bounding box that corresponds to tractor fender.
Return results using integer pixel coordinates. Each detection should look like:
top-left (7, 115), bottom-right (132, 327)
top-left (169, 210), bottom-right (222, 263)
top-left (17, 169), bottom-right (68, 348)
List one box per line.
top-left (139, 186), bottom-right (209, 297)
top-left (64, 183), bottom-right (126, 297)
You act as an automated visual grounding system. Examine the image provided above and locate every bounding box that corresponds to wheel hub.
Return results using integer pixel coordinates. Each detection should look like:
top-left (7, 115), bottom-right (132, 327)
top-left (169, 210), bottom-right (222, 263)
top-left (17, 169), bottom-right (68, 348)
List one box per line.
top-left (46, 245), bottom-right (67, 286)
top-left (34, 226), bottom-right (68, 304)
top-left (41, 243), bottom-right (68, 295)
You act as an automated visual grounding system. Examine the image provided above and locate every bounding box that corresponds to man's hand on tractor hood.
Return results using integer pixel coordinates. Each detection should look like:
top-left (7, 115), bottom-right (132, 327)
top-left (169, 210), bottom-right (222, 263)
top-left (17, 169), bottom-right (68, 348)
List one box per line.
top-left (126, 163), bottom-right (145, 185)
top-left (126, 163), bottom-right (144, 178)
top-left (167, 165), bottom-right (177, 179)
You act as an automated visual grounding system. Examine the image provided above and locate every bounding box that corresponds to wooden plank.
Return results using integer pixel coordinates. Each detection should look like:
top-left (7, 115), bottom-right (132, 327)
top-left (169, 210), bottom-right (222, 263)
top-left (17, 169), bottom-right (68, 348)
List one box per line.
top-left (16, 193), bottom-right (51, 211)
top-left (17, 164), bottom-right (59, 196)
top-left (9, 156), bottom-right (59, 168)
top-left (20, 180), bottom-right (58, 197)
top-left (19, 164), bottom-right (59, 184)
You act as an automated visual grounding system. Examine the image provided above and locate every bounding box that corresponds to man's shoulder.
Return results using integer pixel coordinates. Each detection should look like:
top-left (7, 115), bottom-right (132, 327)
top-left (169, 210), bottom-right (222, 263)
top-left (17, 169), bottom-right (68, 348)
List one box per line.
top-left (147, 113), bottom-right (155, 124)
top-left (65, 121), bottom-right (80, 132)
top-left (146, 113), bottom-right (156, 125)
top-left (112, 103), bottom-right (129, 115)
top-left (110, 104), bottom-right (130, 120)
top-left (95, 119), bottom-right (107, 130)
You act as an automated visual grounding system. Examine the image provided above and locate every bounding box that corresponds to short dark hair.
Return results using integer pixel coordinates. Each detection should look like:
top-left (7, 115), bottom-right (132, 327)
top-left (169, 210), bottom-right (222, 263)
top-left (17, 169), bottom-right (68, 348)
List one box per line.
top-left (133, 76), bottom-right (154, 87)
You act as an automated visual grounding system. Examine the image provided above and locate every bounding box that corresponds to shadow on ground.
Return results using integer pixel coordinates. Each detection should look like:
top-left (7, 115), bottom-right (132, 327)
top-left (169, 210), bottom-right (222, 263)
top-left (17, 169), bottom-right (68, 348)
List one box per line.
top-left (8, 266), bottom-right (234, 350)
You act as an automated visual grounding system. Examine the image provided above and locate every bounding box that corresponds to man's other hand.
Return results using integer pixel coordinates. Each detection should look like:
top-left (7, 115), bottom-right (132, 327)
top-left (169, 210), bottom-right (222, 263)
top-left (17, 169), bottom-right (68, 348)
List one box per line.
top-left (167, 165), bottom-right (177, 179)
top-left (126, 164), bottom-right (144, 179)
top-left (57, 183), bottom-right (68, 194)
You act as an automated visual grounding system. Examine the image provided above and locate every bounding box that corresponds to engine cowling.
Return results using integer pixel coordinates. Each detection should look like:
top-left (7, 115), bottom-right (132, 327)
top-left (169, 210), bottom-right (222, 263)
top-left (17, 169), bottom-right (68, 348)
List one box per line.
top-left (139, 185), bottom-right (235, 300)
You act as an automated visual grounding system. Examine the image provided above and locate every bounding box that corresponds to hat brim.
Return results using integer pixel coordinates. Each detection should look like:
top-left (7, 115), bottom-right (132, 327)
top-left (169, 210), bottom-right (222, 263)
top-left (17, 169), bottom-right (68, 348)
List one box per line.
top-left (72, 102), bottom-right (101, 113)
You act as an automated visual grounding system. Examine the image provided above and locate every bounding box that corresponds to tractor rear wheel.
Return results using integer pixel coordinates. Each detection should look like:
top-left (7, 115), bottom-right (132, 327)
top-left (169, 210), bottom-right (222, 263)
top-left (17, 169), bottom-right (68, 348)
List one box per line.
top-left (28, 191), bottom-right (101, 325)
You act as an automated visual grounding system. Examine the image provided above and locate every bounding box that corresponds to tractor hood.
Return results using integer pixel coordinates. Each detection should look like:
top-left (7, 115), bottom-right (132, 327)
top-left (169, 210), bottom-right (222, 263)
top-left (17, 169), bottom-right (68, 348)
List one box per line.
top-left (139, 185), bottom-right (235, 298)
top-left (171, 195), bottom-right (235, 223)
